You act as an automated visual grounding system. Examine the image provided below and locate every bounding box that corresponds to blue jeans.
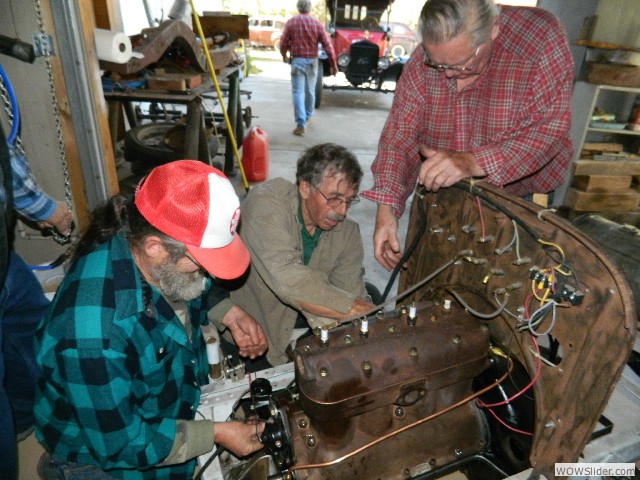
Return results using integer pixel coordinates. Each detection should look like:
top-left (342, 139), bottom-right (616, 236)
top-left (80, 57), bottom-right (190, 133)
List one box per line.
top-left (0, 252), bottom-right (50, 480)
top-left (38, 453), bottom-right (119, 480)
top-left (290, 57), bottom-right (318, 128)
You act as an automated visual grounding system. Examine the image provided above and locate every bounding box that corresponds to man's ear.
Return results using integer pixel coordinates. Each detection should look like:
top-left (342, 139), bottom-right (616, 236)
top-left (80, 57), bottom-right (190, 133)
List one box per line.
top-left (491, 17), bottom-right (500, 41)
top-left (141, 235), bottom-right (167, 259)
top-left (299, 180), bottom-right (313, 200)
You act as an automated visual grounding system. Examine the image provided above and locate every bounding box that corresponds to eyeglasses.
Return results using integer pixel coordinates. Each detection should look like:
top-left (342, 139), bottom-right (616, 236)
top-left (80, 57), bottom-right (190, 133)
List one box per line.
top-left (422, 44), bottom-right (480, 73)
top-left (315, 187), bottom-right (360, 208)
top-left (184, 251), bottom-right (205, 271)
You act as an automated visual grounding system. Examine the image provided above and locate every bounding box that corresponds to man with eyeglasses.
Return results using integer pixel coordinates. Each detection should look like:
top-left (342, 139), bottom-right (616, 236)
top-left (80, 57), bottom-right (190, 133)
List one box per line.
top-left (362, 0), bottom-right (573, 272)
top-left (34, 161), bottom-right (267, 480)
top-left (229, 143), bottom-right (374, 368)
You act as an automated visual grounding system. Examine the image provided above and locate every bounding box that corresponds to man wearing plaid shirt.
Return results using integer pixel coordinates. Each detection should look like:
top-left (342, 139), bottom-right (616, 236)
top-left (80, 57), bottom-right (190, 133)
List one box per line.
top-left (361, 0), bottom-right (573, 271)
top-left (280, 0), bottom-right (337, 136)
top-left (34, 161), bottom-right (266, 480)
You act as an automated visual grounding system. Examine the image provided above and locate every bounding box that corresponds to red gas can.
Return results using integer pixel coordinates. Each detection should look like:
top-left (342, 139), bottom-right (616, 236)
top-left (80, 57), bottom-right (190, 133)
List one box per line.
top-left (241, 126), bottom-right (269, 182)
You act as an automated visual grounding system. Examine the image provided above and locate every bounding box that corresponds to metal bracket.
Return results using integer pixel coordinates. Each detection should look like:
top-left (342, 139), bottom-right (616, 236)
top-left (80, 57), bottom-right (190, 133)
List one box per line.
top-left (32, 33), bottom-right (55, 57)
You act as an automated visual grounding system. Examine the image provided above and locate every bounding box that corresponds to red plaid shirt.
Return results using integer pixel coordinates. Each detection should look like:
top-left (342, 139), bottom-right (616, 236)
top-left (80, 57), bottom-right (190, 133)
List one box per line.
top-left (280, 13), bottom-right (337, 70)
top-left (362, 6), bottom-right (574, 217)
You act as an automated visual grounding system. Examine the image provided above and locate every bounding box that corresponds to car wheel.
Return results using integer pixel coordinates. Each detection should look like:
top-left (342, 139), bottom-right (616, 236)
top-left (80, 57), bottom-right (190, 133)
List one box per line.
top-left (314, 61), bottom-right (323, 109)
top-left (273, 38), bottom-right (281, 52)
top-left (124, 122), bottom-right (182, 165)
top-left (391, 44), bottom-right (406, 58)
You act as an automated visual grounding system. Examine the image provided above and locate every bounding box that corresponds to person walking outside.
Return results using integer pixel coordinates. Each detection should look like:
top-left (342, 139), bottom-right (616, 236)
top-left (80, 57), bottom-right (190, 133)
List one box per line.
top-left (280, 0), bottom-right (337, 136)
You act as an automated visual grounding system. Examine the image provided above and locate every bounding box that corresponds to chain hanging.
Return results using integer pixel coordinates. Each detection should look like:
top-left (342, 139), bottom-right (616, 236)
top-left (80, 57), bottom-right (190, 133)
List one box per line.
top-left (33, 0), bottom-right (73, 214)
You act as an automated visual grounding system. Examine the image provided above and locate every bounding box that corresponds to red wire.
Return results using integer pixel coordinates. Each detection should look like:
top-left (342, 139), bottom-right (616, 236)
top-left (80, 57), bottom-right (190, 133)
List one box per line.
top-left (478, 336), bottom-right (542, 408)
top-left (475, 336), bottom-right (542, 437)
top-left (483, 404), bottom-right (533, 436)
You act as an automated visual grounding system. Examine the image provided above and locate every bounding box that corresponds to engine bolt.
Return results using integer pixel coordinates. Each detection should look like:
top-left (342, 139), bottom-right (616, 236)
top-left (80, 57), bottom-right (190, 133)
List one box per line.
top-left (408, 347), bottom-right (418, 357)
top-left (361, 360), bottom-right (372, 371)
top-left (388, 324), bottom-right (396, 333)
top-left (454, 448), bottom-right (464, 458)
top-left (480, 324), bottom-right (489, 333)
top-left (344, 334), bottom-right (353, 345)
top-left (319, 367), bottom-right (329, 377)
top-left (306, 435), bottom-right (317, 448)
top-left (395, 407), bottom-right (404, 418)
top-left (275, 440), bottom-right (282, 448)
top-left (452, 335), bottom-right (461, 344)
top-left (298, 418), bottom-right (308, 429)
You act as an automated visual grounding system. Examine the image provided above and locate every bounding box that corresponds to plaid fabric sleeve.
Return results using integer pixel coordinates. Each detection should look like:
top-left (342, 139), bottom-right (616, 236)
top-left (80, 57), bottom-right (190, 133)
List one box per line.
top-left (361, 53), bottom-right (425, 217)
top-left (9, 148), bottom-right (56, 221)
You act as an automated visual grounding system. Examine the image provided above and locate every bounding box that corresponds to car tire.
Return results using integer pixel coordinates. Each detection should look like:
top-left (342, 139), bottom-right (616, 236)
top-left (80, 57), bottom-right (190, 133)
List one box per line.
top-left (314, 61), bottom-right (323, 109)
top-left (390, 44), bottom-right (406, 58)
top-left (124, 122), bottom-right (182, 165)
top-left (124, 122), bottom-right (219, 175)
top-left (273, 38), bottom-right (281, 52)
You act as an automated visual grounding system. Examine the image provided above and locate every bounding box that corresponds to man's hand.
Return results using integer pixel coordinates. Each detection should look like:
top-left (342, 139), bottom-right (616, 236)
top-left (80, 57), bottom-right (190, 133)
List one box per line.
top-left (346, 297), bottom-right (375, 317)
top-left (38, 202), bottom-right (73, 236)
top-left (330, 66), bottom-right (338, 76)
top-left (418, 145), bottom-right (486, 192)
top-left (221, 305), bottom-right (267, 359)
top-left (373, 204), bottom-right (403, 272)
top-left (214, 420), bottom-right (264, 457)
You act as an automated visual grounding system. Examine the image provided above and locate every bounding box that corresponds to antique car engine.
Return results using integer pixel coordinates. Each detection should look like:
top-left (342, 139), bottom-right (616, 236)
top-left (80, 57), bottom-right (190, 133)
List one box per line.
top-left (198, 180), bottom-right (636, 480)
top-left (259, 301), bottom-right (494, 480)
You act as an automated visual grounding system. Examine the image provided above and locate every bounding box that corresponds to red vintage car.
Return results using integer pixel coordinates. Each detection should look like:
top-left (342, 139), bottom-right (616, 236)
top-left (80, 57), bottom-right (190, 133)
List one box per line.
top-left (317, 0), bottom-right (406, 106)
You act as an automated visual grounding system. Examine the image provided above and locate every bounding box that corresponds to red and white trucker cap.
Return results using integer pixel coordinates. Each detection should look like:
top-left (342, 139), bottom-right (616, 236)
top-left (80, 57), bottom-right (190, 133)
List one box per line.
top-left (134, 160), bottom-right (249, 280)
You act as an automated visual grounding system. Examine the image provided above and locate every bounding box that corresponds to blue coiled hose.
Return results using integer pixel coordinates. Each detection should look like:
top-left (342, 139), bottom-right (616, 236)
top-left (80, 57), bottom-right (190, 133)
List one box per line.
top-left (0, 62), bottom-right (20, 145)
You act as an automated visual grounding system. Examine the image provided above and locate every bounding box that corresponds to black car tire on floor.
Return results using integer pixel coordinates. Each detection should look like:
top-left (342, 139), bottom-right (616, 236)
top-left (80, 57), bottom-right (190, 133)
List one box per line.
top-left (124, 122), bottom-right (183, 165)
top-left (124, 121), bottom-right (220, 176)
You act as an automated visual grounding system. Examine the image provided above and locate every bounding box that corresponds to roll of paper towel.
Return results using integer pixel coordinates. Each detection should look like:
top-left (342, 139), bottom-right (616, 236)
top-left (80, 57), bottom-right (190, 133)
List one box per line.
top-left (95, 28), bottom-right (132, 64)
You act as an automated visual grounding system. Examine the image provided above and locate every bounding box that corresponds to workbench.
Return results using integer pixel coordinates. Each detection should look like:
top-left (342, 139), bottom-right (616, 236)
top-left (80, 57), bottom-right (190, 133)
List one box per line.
top-left (104, 66), bottom-right (243, 176)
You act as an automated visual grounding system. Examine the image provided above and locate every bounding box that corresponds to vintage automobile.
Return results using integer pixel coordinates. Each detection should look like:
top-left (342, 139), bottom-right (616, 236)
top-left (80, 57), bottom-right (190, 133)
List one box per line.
top-left (248, 16), bottom-right (286, 50)
top-left (381, 21), bottom-right (420, 58)
top-left (196, 180), bottom-right (638, 480)
top-left (316, 0), bottom-right (406, 107)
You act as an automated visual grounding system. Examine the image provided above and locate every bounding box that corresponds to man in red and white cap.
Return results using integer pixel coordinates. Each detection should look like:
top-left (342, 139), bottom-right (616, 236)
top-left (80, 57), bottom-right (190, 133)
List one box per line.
top-left (34, 160), bottom-right (266, 480)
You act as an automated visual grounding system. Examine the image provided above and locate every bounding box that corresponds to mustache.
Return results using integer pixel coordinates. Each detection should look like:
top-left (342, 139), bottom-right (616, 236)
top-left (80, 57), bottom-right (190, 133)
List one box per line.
top-left (327, 213), bottom-right (345, 222)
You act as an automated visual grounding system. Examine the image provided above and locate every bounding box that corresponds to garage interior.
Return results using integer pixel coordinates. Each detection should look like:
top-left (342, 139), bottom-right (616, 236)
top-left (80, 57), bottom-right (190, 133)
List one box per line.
top-left (1, 0), bottom-right (640, 479)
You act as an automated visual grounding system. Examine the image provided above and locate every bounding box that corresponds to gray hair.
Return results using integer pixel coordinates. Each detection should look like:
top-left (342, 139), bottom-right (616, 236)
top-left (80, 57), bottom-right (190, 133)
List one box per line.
top-left (297, 0), bottom-right (312, 13)
top-left (418, 0), bottom-right (498, 47)
top-left (296, 143), bottom-right (363, 189)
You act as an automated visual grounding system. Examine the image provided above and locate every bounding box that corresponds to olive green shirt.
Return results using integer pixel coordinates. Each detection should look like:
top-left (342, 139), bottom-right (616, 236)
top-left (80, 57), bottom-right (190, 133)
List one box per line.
top-left (230, 178), bottom-right (367, 366)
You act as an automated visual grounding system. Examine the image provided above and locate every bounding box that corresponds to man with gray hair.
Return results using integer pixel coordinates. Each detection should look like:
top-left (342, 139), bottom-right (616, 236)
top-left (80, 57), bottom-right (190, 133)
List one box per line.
top-left (362, 0), bottom-right (573, 272)
top-left (280, 0), bottom-right (338, 136)
top-left (229, 144), bottom-right (374, 369)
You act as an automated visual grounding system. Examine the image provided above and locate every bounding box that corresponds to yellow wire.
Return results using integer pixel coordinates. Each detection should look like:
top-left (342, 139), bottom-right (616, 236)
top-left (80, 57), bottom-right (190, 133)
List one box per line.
top-left (188, 0), bottom-right (249, 191)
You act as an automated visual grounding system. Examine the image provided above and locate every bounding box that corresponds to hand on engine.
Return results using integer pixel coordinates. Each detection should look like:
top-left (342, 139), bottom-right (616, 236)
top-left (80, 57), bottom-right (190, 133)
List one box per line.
top-left (214, 419), bottom-right (265, 457)
top-left (222, 305), bottom-right (268, 359)
top-left (418, 145), bottom-right (486, 192)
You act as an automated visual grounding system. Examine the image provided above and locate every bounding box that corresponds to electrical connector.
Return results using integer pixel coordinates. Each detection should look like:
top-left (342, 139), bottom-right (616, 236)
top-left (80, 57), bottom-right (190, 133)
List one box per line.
top-left (559, 285), bottom-right (584, 306)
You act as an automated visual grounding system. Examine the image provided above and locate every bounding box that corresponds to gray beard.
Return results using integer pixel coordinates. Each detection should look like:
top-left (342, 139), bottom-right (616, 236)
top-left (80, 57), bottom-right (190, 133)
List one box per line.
top-left (150, 261), bottom-right (206, 302)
